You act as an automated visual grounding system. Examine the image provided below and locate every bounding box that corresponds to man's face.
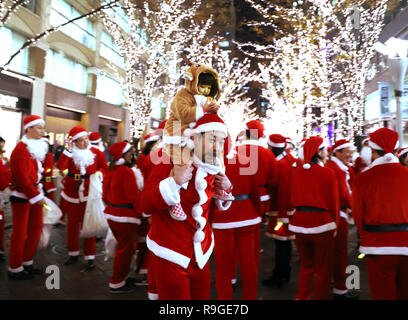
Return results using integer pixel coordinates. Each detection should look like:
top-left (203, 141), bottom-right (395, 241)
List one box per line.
top-left (336, 147), bottom-right (353, 165)
top-left (74, 135), bottom-right (89, 150)
top-left (194, 131), bottom-right (226, 164)
top-left (26, 124), bottom-right (45, 140)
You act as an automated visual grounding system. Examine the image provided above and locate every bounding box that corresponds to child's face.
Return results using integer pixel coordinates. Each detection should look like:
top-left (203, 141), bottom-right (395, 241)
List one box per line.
top-left (198, 84), bottom-right (211, 96)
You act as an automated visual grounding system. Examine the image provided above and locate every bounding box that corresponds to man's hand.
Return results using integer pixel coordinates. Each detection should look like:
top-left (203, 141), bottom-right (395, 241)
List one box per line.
top-left (36, 198), bottom-right (46, 207)
top-left (173, 163), bottom-right (193, 186)
top-left (214, 172), bottom-right (232, 191)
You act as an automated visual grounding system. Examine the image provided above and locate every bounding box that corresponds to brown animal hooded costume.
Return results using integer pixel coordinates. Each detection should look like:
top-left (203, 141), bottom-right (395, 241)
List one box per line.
top-left (163, 63), bottom-right (221, 166)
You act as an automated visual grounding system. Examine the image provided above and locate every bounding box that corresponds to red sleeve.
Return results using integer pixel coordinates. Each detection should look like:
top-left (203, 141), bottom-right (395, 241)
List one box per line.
top-left (328, 171), bottom-right (340, 227)
top-left (268, 151), bottom-right (279, 188)
top-left (102, 169), bottom-right (112, 204)
top-left (351, 179), bottom-right (364, 234)
top-left (98, 150), bottom-right (108, 170)
top-left (0, 161), bottom-right (11, 190)
top-left (123, 168), bottom-right (143, 216)
top-left (56, 149), bottom-right (71, 171)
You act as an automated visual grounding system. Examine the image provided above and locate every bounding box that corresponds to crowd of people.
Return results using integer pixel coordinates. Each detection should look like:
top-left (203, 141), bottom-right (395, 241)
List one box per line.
top-left (1, 62), bottom-right (408, 301)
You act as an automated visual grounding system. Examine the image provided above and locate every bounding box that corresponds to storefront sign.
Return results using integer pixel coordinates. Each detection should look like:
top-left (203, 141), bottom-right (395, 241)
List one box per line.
top-left (0, 93), bottom-right (18, 109)
top-left (378, 82), bottom-right (392, 118)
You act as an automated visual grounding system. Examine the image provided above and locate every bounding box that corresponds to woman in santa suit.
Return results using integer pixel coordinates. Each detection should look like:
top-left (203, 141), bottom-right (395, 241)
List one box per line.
top-left (103, 141), bottom-right (144, 293)
top-left (289, 136), bottom-right (339, 300)
top-left (56, 126), bottom-right (107, 270)
top-left (398, 147), bottom-right (408, 167)
top-left (0, 158), bottom-right (11, 261)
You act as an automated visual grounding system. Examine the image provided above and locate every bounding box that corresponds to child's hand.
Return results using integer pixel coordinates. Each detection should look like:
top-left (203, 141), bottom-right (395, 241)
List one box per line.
top-left (204, 101), bottom-right (220, 114)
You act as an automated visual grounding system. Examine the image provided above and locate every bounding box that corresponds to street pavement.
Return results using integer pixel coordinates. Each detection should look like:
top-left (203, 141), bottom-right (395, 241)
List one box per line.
top-left (0, 181), bottom-right (371, 300)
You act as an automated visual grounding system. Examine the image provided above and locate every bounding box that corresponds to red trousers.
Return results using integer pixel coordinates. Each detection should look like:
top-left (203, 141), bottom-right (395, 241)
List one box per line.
top-left (61, 198), bottom-right (96, 259)
top-left (0, 210), bottom-right (5, 253)
top-left (8, 201), bottom-right (43, 272)
top-left (214, 224), bottom-right (259, 300)
top-left (294, 230), bottom-right (335, 300)
top-left (107, 220), bottom-right (138, 288)
top-left (333, 217), bottom-right (348, 293)
top-left (366, 255), bottom-right (408, 300)
top-left (147, 250), bottom-right (159, 300)
top-left (151, 253), bottom-right (211, 300)
top-left (136, 219), bottom-right (150, 273)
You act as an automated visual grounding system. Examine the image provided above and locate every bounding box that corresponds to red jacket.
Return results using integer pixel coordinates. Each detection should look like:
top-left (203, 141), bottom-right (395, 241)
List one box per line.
top-left (103, 164), bottom-right (143, 224)
top-left (326, 156), bottom-right (355, 220)
top-left (136, 153), bottom-right (146, 176)
top-left (235, 140), bottom-right (278, 216)
top-left (352, 156), bottom-right (368, 175)
top-left (276, 152), bottom-right (295, 222)
top-left (352, 159), bottom-right (408, 255)
top-left (142, 151), bottom-right (225, 269)
top-left (289, 162), bottom-right (339, 234)
top-left (56, 147), bottom-right (107, 203)
top-left (0, 159), bottom-right (10, 191)
top-left (211, 153), bottom-right (261, 229)
top-left (41, 152), bottom-right (56, 195)
top-left (10, 140), bottom-right (44, 204)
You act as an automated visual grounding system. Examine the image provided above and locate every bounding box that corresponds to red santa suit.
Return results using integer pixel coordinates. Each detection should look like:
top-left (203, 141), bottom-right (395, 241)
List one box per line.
top-left (142, 114), bottom-right (231, 300)
top-left (56, 126), bottom-right (107, 261)
top-left (103, 141), bottom-right (144, 290)
top-left (289, 136), bottom-right (339, 300)
top-left (325, 140), bottom-right (356, 296)
top-left (212, 150), bottom-right (260, 300)
top-left (0, 159), bottom-right (11, 256)
top-left (235, 120), bottom-right (279, 267)
top-left (352, 128), bottom-right (408, 300)
top-left (8, 116), bottom-right (48, 274)
top-left (41, 152), bottom-right (56, 201)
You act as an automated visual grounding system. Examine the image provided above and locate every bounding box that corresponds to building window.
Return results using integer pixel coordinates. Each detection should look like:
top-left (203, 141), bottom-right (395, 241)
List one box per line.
top-left (23, 0), bottom-right (37, 14)
top-left (49, 0), bottom-right (96, 50)
top-left (44, 50), bottom-right (88, 94)
top-left (0, 27), bottom-right (29, 74)
top-left (100, 31), bottom-right (125, 68)
top-left (103, 5), bottom-right (131, 34)
top-left (96, 73), bottom-right (124, 105)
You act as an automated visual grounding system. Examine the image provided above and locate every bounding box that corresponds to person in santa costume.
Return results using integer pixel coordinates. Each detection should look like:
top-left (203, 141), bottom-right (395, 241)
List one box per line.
top-left (137, 132), bottom-right (161, 178)
top-left (40, 137), bottom-right (56, 202)
top-left (56, 126), bottom-right (107, 270)
top-left (325, 139), bottom-right (359, 300)
top-left (289, 136), bottom-right (339, 299)
top-left (398, 147), bottom-right (408, 167)
top-left (352, 137), bottom-right (370, 175)
top-left (8, 115), bottom-right (48, 280)
top-left (264, 134), bottom-right (295, 288)
top-left (235, 120), bottom-right (279, 267)
top-left (352, 127), bottom-right (408, 300)
top-left (89, 131), bottom-right (106, 153)
top-left (211, 131), bottom-right (260, 300)
top-left (0, 158), bottom-right (11, 261)
top-left (103, 141), bottom-right (144, 293)
top-left (142, 113), bottom-right (233, 300)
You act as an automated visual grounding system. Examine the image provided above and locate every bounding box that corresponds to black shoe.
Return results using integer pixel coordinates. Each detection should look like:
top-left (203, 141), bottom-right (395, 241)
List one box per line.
top-left (134, 274), bottom-right (148, 286)
top-left (85, 259), bottom-right (95, 271)
top-left (23, 265), bottom-right (43, 275)
top-left (0, 253), bottom-right (5, 262)
top-left (110, 282), bottom-right (135, 294)
top-left (64, 255), bottom-right (79, 266)
top-left (8, 270), bottom-right (34, 280)
top-left (282, 273), bottom-right (291, 283)
top-left (333, 291), bottom-right (360, 300)
top-left (263, 275), bottom-right (283, 288)
top-left (125, 277), bottom-right (136, 286)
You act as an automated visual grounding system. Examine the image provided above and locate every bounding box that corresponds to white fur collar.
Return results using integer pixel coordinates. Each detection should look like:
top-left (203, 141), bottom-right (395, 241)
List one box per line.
top-left (21, 135), bottom-right (48, 162)
top-left (331, 156), bottom-right (350, 173)
top-left (132, 166), bottom-right (144, 191)
top-left (192, 155), bottom-right (223, 175)
top-left (241, 139), bottom-right (261, 147)
top-left (369, 153), bottom-right (399, 169)
top-left (72, 145), bottom-right (95, 175)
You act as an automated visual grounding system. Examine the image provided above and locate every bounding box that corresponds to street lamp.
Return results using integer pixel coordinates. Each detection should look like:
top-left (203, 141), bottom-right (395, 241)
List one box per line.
top-left (374, 37), bottom-right (408, 146)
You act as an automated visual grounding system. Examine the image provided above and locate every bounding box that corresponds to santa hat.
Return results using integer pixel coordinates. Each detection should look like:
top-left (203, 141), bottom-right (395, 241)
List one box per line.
top-left (158, 120), bottom-right (167, 130)
top-left (69, 126), bottom-right (88, 141)
top-left (245, 120), bottom-right (264, 140)
top-left (268, 134), bottom-right (287, 148)
top-left (398, 147), bottom-right (408, 158)
top-left (285, 137), bottom-right (295, 147)
top-left (332, 139), bottom-right (354, 153)
top-left (185, 113), bottom-right (228, 137)
top-left (23, 115), bottom-right (45, 130)
top-left (89, 132), bottom-right (102, 144)
top-left (368, 127), bottom-right (399, 155)
top-left (144, 133), bottom-right (160, 144)
top-left (302, 136), bottom-right (325, 170)
top-left (108, 141), bottom-right (132, 165)
top-left (327, 146), bottom-right (333, 154)
top-left (361, 137), bottom-right (369, 145)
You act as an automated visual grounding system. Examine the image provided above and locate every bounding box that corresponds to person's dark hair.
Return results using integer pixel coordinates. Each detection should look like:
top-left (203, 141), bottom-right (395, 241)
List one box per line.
top-left (142, 140), bottom-right (156, 156)
top-left (399, 153), bottom-right (408, 166)
top-left (197, 73), bottom-right (219, 98)
top-left (271, 147), bottom-right (285, 157)
top-left (0, 137), bottom-right (5, 143)
top-left (245, 129), bottom-right (258, 140)
top-left (372, 149), bottom-right (386, 157)
top-left (310, 147), bottom-right (325, 164)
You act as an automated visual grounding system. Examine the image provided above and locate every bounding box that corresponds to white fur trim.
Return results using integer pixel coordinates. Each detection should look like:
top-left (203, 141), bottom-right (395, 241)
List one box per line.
top-left (72, 131), bottom-right (87, 141)
top-left (60, 191), bottom-right (84, 204)
top-left (267, 140), bottom-right (285, 148)
top-left (8, 266), bottom-right (24, 273)
top-left (277, 217), bottom-right (290, 223)
top-left (115, 158), bottom-right (125, 165)
top-left (303, 163), bottom-right (311, 169)
top-left (146, 236), bottom-right (190, 269)
top-left (22, 260), bottom-right (33, 266)
top-left (90, 138), bottom-right (102, 144)
top-left (132, 167), bottom-right (144, 191)
top-left (288, 222), bottom-right (337, 234)
top-left (109, 280), bottom-right (126, 289)
top-left (399, 148), bottom-right (408, 157)
top-left (192, 166), bottom-right (209, 243)
top-left (212, 217), bottom-right (262, 229)
top-left (28, 192), bottom-right (44, 204)
top-left (194, 232), bottom-right (214, 269)
top-left (332, 142), bottom-right (353, 153)
top-left (183, 128), bottom-right (194, 137)
top-left (148, 292), bottom-right (159, 300)
top-left (275, 151), bottom-right (286, 161)
top-left (333, 288), bottom-right (349, 295)
top-left (195, 96), bottom-right (205, 120)
top-left (369, 153), bottom-right (399, 168)
top-left (185, 139), bottom-right (195, 150)
top-left (145, 135), bottom-right (160, 143)
top-left (84, 255), bottom-right (95, 260)
top-left (241, 140), bottom-right (261, 146)
top-left (106, 214), bottom-right (141, 225)
top-left (159, 177), bottom-right (181, 206)
top-left (272, 234), bottom-right (295, 241)
top-left (63, 149), bottom-right (72, 157)
top-left (11, 190), bottom-right (27, 199)
top-left (214, 199), bottom-right (232, 211)
top-left (24, 118), bottom-right (44, 130)
top-left (193, 122), bottom-right (228, 136)
top-left (68, 251), bottom-right (80, 256)
top-left (359, 246), bottom-right (408, 256)
top-left (260, 195), bottom-right (270, 201)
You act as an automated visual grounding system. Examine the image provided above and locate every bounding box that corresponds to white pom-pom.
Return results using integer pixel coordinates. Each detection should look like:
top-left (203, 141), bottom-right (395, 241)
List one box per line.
top-left (183, 128), bottom-right (193, 137)
top-left (384, 153), bottom-right (393, 161)
top-left (115, 158), bottom-right (125, 165)
top-left (194, 231), bottom-right (205, 243)
top-left (189, 122), bottom-right (196, 129)
top-left (186, 139), bottom-right (195, 150)
top-left (303, 163), bottom-right (311, 169)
